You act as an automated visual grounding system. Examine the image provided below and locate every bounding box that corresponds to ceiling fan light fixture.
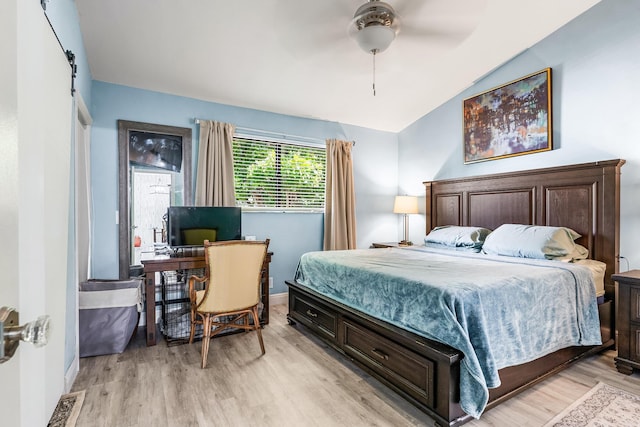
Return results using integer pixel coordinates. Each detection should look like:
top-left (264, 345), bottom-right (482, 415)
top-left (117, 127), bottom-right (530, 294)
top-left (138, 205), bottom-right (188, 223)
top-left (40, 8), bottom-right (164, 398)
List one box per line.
top-left (350, 0), bottom-right (398, 54)
top-left (349, 0), bottom-right (399, 96)
top-left (354, 24), bottom-right (396, 54)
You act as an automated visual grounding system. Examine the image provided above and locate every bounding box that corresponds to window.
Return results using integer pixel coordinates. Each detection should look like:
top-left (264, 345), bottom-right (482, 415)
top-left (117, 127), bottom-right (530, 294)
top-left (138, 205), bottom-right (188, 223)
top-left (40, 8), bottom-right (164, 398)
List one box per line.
top-left (233, 137), bottom-right (326, 210)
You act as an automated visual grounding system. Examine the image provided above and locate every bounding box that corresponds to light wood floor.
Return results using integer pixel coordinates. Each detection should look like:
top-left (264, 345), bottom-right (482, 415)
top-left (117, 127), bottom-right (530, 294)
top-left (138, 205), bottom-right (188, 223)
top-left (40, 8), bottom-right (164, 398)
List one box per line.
top-left (72, 304), bottom-right (640, 427)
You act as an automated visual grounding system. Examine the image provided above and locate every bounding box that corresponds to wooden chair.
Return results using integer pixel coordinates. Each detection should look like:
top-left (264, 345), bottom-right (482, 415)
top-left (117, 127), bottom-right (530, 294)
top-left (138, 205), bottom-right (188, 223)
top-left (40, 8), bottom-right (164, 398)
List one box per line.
top-left (188, 239), bottom-right (270, 368)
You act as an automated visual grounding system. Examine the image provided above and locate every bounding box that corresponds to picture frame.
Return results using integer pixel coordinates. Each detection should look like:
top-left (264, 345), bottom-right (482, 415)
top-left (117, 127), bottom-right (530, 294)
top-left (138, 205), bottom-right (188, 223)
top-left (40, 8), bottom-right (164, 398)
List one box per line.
top-left (463, 68), bottom-right (552, 164)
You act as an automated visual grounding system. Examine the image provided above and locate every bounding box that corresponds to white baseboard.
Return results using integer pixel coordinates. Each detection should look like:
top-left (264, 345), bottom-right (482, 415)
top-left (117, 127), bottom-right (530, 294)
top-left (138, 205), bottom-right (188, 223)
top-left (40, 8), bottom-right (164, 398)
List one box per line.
top-left (64, 354), bottom-right (79, 393)
top-left (269, 291), bottom-right (288, 306)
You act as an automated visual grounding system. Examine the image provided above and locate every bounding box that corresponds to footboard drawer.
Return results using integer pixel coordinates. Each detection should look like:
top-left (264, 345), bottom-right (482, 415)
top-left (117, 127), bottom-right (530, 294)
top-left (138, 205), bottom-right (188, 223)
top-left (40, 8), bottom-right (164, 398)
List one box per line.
top-left (343, 319), bottom-right (434, 407)
top-left (289, 291), bottom-right (338, 341)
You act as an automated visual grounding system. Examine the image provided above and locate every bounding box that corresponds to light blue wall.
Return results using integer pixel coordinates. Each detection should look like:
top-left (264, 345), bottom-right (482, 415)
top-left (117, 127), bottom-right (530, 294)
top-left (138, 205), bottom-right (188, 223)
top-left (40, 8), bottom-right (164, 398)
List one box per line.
top-left (44, 0), bottom-right (92, 107)
top-left (89, 81), bottom-right (398, 293)
top-left (44, 0), bottom-right (93, 375)
top-left (398, 0), bottom-right (640, 269)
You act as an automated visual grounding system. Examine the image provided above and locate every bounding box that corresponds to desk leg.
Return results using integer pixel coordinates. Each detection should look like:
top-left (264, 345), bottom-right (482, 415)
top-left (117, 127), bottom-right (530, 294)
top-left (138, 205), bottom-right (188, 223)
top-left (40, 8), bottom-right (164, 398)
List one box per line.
top-left (145, 274), bottom-right (157, 346)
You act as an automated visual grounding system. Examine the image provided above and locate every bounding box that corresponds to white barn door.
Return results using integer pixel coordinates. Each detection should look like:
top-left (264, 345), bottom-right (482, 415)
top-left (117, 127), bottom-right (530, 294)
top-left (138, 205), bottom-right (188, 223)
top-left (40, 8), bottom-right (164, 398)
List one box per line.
top-left (0, 0), bottom-right (73, 426)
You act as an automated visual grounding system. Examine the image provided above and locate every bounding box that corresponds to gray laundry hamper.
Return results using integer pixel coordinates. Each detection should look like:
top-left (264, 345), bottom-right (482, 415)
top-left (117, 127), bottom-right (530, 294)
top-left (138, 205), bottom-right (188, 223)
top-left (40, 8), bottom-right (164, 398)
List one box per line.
top-left (79, 279), bottom-right (142, 357)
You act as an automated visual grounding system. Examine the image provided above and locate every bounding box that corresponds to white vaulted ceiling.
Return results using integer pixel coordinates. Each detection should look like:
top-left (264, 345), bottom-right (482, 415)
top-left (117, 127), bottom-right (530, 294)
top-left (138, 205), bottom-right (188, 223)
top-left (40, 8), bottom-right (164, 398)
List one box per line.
top-left (76, 0), bottom-right (600, 132)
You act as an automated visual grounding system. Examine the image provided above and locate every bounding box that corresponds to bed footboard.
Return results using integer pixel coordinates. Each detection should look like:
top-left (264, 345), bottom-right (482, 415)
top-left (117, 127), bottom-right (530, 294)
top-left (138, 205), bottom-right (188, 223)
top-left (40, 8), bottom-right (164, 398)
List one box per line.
top-left (287, 280), bottom-right (471, 426)
top-left (286, 280), bottom-right (614, 426)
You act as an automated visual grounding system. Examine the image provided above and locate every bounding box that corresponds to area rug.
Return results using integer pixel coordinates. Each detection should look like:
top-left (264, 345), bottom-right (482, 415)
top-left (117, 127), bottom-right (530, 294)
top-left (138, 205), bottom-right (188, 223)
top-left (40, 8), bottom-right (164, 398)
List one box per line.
top-left (544, 382), bottom-right (640, 426)
top-left (47, 390), bottom-right (85, 427)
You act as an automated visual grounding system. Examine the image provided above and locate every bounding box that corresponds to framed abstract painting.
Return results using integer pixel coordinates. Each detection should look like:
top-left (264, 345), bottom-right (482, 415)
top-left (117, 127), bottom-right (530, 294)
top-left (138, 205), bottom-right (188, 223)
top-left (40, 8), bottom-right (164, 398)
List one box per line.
top-left (463, 68), bottom-right (552, 164)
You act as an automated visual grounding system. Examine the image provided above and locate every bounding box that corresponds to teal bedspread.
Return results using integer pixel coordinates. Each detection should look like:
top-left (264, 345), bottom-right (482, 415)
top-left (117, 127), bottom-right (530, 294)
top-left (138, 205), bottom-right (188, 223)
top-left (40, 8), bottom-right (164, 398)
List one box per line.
top-left (294, 247), bottom-right (602, 419)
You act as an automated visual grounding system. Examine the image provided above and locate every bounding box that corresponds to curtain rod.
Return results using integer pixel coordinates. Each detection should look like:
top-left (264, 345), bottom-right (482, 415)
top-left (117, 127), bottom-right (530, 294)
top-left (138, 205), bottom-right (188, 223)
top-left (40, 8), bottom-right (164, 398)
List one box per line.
top-left (193, 118), bottom-right (355, 146)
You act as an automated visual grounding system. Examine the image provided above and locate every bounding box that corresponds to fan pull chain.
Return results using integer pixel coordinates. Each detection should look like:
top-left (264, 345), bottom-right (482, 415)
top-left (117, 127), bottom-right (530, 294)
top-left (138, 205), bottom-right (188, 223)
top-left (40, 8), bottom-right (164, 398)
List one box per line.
top-left (372, 51), bottom-right (377, 96)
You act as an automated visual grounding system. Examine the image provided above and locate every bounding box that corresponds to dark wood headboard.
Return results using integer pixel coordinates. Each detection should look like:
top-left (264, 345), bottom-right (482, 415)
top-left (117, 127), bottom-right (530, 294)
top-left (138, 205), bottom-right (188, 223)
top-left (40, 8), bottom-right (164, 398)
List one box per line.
top-left (423, 159), bottom-right (625, 296)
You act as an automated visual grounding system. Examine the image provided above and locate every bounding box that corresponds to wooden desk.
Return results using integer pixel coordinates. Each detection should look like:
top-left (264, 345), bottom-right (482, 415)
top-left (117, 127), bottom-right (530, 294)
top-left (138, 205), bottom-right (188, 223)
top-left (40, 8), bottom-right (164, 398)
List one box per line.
top-left (141, 252), bottom-right (272, 346)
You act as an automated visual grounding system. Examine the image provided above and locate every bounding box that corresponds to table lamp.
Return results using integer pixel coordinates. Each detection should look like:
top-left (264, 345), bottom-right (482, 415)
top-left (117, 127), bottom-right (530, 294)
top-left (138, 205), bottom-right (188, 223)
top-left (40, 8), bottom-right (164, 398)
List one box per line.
top-left (393, 195), bottom-right (418, 246)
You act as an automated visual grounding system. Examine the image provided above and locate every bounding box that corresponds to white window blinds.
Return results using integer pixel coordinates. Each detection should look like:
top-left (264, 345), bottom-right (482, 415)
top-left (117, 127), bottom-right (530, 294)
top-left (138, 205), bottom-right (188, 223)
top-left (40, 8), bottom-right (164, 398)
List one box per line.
top-left (233, 137), bottom-right (326, 210)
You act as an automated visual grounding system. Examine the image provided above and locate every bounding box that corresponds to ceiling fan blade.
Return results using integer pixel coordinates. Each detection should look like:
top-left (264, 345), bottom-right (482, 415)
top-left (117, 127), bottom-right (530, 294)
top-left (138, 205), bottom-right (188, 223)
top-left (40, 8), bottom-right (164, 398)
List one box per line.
top-left (393, 0), bottom-right (487, 39)
top-left (391, 0), bottom-right (427, 17)
top-left (273, 0), bottom-right (356, 61)
top-left (392, 0), bottom-right (487, 18)
top-left (398, 25), bottom-right (470, 44)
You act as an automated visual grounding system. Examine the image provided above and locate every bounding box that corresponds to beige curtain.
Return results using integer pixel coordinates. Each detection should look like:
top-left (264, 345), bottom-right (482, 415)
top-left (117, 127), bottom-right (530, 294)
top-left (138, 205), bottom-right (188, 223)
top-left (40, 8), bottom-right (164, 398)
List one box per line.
top-left (324, 139), bottom-right (357, 250)
top-left (195, 120), bottom-right (236, 206)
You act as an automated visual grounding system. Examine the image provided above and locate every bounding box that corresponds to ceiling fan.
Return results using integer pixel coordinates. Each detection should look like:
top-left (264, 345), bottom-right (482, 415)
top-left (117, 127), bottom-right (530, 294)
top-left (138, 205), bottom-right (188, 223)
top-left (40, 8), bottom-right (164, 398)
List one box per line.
top-left (349, 0), bottom-right (399, 95)
top-left (273, 0), bottom-right (486, 95)
top-left (347, 0), bottom-right (486, 95)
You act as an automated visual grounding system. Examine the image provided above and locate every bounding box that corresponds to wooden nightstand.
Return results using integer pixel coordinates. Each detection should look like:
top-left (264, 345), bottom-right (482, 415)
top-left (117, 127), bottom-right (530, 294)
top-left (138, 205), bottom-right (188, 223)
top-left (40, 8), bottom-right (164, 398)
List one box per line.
top-left (371, 242), bottom-right (401, 248)
top-left (370, 242), bottom-right (418, 248)
top-left (612, 270), bottom-right (640, 375)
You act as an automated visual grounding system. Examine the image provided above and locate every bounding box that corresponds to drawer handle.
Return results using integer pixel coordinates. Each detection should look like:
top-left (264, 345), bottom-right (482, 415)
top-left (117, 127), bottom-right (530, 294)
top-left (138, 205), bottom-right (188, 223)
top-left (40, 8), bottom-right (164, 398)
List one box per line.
top-left (371, 348), bottom-right (389, 361)
top-left (306, 309), bottom-right (318, 318)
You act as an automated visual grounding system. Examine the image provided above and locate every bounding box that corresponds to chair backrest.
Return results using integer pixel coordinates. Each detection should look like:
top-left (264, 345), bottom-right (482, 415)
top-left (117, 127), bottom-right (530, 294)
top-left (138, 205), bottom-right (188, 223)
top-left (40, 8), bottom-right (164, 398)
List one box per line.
top-left (197, 239), bottom-right (269, 313)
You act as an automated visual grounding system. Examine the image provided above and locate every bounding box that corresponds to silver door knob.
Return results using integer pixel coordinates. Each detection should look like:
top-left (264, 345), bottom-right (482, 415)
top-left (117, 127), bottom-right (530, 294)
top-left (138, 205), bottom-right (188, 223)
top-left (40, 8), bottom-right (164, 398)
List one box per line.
top-left (0, 306), bottom-right (50, 363)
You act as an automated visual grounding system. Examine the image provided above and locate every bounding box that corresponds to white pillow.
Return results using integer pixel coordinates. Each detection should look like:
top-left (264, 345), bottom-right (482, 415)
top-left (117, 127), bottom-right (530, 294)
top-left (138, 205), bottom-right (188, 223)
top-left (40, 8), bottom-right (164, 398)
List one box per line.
top-left (481, 224), bottom-right (585, 260)
top-left (424, 226), bottom-right (492, 252)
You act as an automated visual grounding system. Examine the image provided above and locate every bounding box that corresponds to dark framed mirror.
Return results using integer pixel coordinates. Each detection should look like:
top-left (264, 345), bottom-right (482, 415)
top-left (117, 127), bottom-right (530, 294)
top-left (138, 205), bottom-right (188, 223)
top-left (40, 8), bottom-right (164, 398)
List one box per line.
top-left (118, 120), bottom-right (192, 279)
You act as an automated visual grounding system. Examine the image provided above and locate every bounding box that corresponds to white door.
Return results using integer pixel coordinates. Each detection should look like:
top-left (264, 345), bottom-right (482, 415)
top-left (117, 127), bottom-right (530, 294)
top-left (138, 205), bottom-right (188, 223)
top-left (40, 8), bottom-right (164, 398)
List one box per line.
top-left (76, 97), bottom-right (92, 290)
top-left (66, 95), bottom-right (93, 388)
top-left (0, 1), bottom-right (74, 426)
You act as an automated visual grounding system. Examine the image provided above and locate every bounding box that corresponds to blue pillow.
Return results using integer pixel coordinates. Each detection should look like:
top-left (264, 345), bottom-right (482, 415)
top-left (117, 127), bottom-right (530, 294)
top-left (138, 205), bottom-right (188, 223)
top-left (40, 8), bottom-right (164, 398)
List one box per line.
top-left (481, 224), bottom-right (586, 260)
top-left (424, 226), bottom-right (492, 252)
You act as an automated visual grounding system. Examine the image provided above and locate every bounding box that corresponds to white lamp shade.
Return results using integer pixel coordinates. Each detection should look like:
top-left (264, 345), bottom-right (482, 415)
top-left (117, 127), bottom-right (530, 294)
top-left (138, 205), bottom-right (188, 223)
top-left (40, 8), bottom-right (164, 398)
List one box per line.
top-left (354, 25), bottom-right (396, 53)
top-left (393, 196), bottom-right (418, 214)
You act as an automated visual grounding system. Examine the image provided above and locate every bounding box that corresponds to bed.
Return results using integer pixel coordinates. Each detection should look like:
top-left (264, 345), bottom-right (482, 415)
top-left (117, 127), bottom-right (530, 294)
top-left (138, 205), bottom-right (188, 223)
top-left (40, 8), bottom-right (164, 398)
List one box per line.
top-left (286, 159), bottom-right (624, 426)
